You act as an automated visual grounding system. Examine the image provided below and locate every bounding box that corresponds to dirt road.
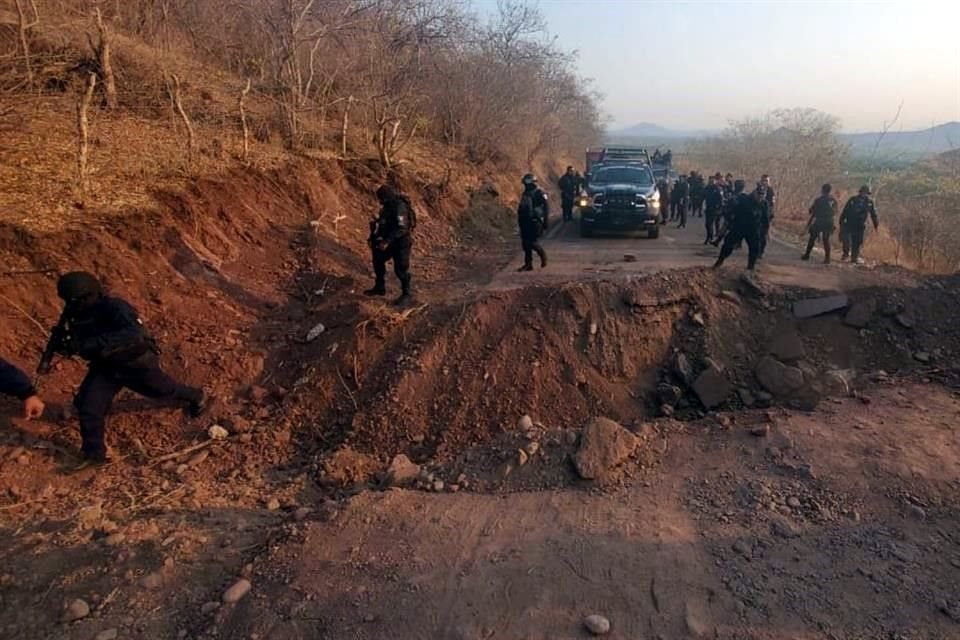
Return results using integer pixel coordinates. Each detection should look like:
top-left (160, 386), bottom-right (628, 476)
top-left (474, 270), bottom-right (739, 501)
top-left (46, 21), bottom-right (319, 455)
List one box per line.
top-left (491, 215), bottom-right (917, 292)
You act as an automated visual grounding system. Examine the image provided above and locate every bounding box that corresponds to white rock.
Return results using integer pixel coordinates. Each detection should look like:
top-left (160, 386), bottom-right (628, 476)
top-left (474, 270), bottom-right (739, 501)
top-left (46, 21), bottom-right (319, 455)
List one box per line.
top-left (517, 415), bottom-right (534, 431)
top-left (583, 614), bottom-right (611, 635)
top-left (95, 630), bottom-right (119, 640)
top-left (306, 322), bottom-right (326, 342)
top-left (208, 425), bottom-right (229, 440)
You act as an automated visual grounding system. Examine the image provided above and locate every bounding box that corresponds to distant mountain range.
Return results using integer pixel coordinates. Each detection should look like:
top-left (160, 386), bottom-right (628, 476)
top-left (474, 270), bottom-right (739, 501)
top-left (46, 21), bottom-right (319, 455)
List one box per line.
top-left (838, 122), bottom-right (960, 157)
top-left (608, 121), bottom-right (960, 157)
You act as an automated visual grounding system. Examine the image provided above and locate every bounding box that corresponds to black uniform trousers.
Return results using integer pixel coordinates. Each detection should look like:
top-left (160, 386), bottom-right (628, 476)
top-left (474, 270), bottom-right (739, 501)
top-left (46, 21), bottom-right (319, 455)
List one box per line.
top-left (674, 197), bottom-right (688, 227)
top-left (845, 224), bottom-right (866, 261)
top-left (715, 222), bottom-right (760, 271)
top-left (520, 221), bottom-right (546, 267)
top-left (373, 236), bottom-right (412, 293)
top-left (804, 223), bottom-right (833, 262)
top-left (758, 219), bottom-right (770, 259)
top-left (76, 354), bottom-right (201, 459)
top-left (561, 195), bottom-right (575, 222)
top-left (704, 207), bottom-right (721, 243)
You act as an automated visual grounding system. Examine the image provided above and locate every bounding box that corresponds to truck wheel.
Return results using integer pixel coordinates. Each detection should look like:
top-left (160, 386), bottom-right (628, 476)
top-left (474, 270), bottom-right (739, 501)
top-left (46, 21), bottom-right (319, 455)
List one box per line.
top-left (648, 226), bottom-right (660, 239)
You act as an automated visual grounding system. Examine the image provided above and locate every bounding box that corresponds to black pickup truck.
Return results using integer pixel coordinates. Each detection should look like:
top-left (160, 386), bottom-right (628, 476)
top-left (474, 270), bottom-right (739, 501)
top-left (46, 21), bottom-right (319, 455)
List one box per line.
top-left (579, 163), bottom-right (662, 238)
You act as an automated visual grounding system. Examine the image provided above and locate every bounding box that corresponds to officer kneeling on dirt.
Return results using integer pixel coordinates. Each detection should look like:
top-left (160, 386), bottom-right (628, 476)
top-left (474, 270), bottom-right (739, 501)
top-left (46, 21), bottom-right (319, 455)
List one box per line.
top-left (365, 184), bottom-right (415, 305)
top-left (38, 272), bottom-right (209, 469)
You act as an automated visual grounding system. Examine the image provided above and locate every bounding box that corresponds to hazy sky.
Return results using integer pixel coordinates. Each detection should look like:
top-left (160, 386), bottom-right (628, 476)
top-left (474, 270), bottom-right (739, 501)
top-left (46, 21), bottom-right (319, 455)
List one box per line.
top-left (470, 0), bottom-right (960, 132)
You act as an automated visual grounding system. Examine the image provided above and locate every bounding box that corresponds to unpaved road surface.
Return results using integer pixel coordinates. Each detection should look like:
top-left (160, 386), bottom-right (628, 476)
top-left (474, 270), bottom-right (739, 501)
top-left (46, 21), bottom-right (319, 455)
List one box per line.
top-left (491, 215), bottom-right (916, 292)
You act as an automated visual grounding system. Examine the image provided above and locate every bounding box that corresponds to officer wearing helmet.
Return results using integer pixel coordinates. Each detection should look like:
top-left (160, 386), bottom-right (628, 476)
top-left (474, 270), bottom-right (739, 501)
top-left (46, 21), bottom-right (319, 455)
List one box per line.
top-left (365, 184), bottom-right (416, 304)
top-left (38, 271), bottom-right (208, 468)
top-left (838, 185), bottom-right (879, 264)
top-left (517, 173), bottom-right (549, 271)
top-left (712, 179), bottom-right (763, 271)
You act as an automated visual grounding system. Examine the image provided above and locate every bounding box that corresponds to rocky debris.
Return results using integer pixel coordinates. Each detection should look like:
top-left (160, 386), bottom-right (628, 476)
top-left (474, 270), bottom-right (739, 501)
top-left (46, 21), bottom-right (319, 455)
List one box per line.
top-left (141, 572), bottom-right (165, 590)
top-left (793, 294), bottom-right (848, 319)
top-left (62, 598), bottom-right (90, 623)
top-left (913, 351), bottom-right (931, 363)
top-left (95, 629), bottom-right (119, 640)
top-left (208, 425), bottom-right (229, 440)
top-left (770, 516), bottom-right (801, 539)
top-left (583, 614), bottom-right (611, 635)
top-left (750, 424), bottom-right (770, 437)
top-left (739, 271), bottom-right (767, 297)
top-left (573, 417), bottom-right (638, 481)
top-left (786, 496), bottom-right (801, 508)
top-left (656, 382), bottom-right (682, 407)
top-left (432, 480), bottom-right (445, 492)
top-left (720, 290), bottom-right (740, 304)
top-left (692, 362), bottom-right (732, 409)
top-left (589, 322), bottom-right (599, 336)
top-left (222, 578), bottom-right (252, 604)
top-left (517, 449), bottom-right (529, 466)
top-left (692, 312), bottom-right (705, 326)
top-left (670, 351), bottom-right (695, 387)
top-left (266, 497), bottom-right (281, 511)
top-left (523, 441), bottom-right (540, 456)
top-left (844, 300), bottom-right (874, 328)
top-left (732, 538), bottom-right (752, 556)
top-left (821, 369), bottom-right (852, 397)
top-left (104, 532), bottom-right (126, 546)
top-left (895, 311), bottom-right (915, 329)
top-left (517, 415), bottom-right (534, 432)
top-left (755, 390), bottom-right (773, 408)
top-left (737, 387), bottom-right (755, 407)
top-left (385, 454), bottom-right (420, 487)
top-left (768, 323), bottom-right (805, 362)
top-left (755, 356), bottom-right (805, 398)
top-left (201, 601), bottom-right (220, 615)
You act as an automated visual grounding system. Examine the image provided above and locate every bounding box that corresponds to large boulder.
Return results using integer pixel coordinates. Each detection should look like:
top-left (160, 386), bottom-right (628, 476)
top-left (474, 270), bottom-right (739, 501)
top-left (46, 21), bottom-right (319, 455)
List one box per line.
top-left (793, 295), bottom-right (848, 319)
top-left (692, 362), bottom-right (732, 409)
top-left (755, 356), bottom-right (805, 397)
top-left (385, 454), bottom-right (420, 487)
top-left (574, 417), bottom-right (638, 480)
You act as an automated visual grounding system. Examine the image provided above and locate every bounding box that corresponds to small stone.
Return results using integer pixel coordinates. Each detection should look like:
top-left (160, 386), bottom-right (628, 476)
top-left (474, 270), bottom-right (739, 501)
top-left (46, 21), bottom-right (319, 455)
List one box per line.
top-left (565, 430), bottom-right (579, 446)
top-left (589, 322), bottom-right (599, 335)
top-left (732, 539), bottom-right (752, 556)
top-left (770, 516), bottom-right (801, 539)
top-left (222, 578), bottom-right (252, 603)
top-left (523, 441), bottom-right (540, 456)
top-left (385, 454), bottom-right (420, 487)
top-left (208, 425), bottom-right (229, 440)
top-left (908, 504), bottom-right (926, 519)
top-left (293, 507), bottom-right (313, 521)
top-left (201, 601), bottom-right (220, 615)
top-left (141, 572), bottom-right (164, 590)
top-left (266, 498), bottom-right (281, 511)
top-left (692, 312), bottom-right (705, 326)
top-left (187, 450), bottom-right (209, 467)
top-left (305, 322), bottom-right (326, 342)
top-left (692, 363), bottom-right (732, 409)
top-left (913, 351), bottom-right (931, 364)
top-left (77, 501), bottom-right (104, 530)
top-left (787, 497), bottom-right (801, 508)
top-left (95, 629), bottom-right (119, 640)
top-left (517, 450), bottom-right (529, 466)
top-left (721, 290), bottom-right (740, 304)
top-left (63, 598), bottom-right (90, 622)
top-left (737, 388), bottom-right (755, 407)
top-left (517, 415), bottom-right (534, 431)
top-left (583, 614), bottom-right (611, 635)
top-left (660, 403), bottom-right (674, 417)
top-left (895, 311), bottom-right (915, 329)
top-left (750, 424), bottom-right (770, 437)
top-left (432, 480), bottom-right (445, 492)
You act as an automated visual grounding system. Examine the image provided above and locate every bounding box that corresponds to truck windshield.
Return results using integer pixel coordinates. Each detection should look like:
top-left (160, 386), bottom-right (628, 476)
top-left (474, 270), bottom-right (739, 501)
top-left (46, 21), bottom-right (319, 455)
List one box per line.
top-left (592, 167), bottom-right (653, 186)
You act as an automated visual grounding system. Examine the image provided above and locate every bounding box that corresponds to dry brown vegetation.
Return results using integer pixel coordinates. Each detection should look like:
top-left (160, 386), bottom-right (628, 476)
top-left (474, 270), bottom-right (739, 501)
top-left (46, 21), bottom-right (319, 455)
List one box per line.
top-left (0, 0), bottom-right (602, 231)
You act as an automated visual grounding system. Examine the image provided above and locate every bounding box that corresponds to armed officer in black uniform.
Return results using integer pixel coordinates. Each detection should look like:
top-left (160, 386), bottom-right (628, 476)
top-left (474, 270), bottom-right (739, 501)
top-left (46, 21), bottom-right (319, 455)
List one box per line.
top-left (703, 174), bottom-right (724, 244)
top-left (558, 166), bottom-right (579, 222)
top-left (365, 184), bottom-right (415, 304)
top-left (1, 358), bottom-right (45, 419)
top-left (712, 179), bottom-right (763, 272)
top-left (839, 185), bottom-right (879, 264)
top-left (38, 272), bottom-right (208, 467)
top-left (517, 173), bottom-right (549, 271)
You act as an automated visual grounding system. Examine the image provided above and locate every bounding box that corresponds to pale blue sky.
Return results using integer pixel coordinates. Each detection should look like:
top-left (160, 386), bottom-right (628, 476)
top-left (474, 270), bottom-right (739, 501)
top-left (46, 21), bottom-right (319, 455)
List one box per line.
top-left (470, 0), bottom-right (960, 132)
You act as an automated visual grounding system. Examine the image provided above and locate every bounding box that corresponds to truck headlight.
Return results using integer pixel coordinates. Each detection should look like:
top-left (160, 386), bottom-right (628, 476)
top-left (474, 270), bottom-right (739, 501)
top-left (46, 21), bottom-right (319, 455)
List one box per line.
top-left (577, 197), bottom-right (589, 207)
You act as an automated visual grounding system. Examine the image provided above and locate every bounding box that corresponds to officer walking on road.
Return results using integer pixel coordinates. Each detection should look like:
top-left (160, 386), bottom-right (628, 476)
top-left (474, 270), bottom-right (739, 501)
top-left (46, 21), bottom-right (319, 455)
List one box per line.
top-left (802, 183), bottom-right (838, 264)
top-left (712, 179), bottom-right (763, 272)
top-left (558, 166), bottom-right (579, 223)
top-left (839, 185), bottom-right (879, 264)
top-left (1, 358), bottom-right (45, 419)
top-left (757, 174), bottom-right (775, 259)
top-left (672, 175), bottom-right (690, 227)
top-left (517, 173), bottom-right (549, 271)
top-left (703, 174), bottom-right (724, 245)
top-left (656, 174), bottom-right (671, 225)
top-left (365, 184), bottom-right (416, 304)
top-left (38, 272), bottom-right (209, 468)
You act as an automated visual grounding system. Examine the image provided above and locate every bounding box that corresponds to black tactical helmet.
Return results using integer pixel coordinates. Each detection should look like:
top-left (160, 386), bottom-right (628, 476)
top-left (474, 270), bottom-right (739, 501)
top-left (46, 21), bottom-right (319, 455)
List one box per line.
top-left (57, 271), bottom-right (102, 302)
top-left (734, 179), bottom-right (746, 191)
top-left (822, 183), bottom-right (832, 194)
top-left (859, 185), bottom-right (871, 195)
top-left (376, 184), bottom-right (396, 203)
top-left (521, 173), bottom-right (537, 186)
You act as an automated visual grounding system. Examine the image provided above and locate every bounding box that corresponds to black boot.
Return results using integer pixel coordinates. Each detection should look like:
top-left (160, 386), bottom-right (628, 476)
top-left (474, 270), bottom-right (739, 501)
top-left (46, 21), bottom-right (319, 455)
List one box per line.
top-left (517, 264), bottom-right (534, 272)
top-left (364, 283), bottom-right (386, 296)
top-left (188, 390), bottom-right (212, 418)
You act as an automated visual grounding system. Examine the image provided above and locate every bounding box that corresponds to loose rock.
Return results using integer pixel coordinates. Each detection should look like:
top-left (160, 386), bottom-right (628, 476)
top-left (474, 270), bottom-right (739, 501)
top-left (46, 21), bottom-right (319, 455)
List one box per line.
top-left (656, 382), bottom-right (683, 407)
top-left (844, 300), bottom-right (874, 328)
top-left (95, 629), bottom-right (119, 640)
top-left (141, 572), bottom-right (164, 590)
top-left (750, 424), bottom-right (770, 437)
top-left (517, 449), bottom-right (529, 466)
top-left (793, 294), bottom-right (848, 319)
top-left (755, 356), bottom-right (805, 398)
top-left (385, 454), bottom-right (420, 487)
top-left (768, 323), bottom-right (805, 362)
top-left (770, 516), bottom-right (801, 539)
top-left (583, 614), bottom-right (611, 635)
top-left (517, 415), bottom-right (534, 432)
top-left (670, 351), bottom-right (695, 387)
top-left (208, 425), bottom-right (229, 440)
top-left (692, 363), bottom-right (732, 409)
top-left (201, 601), bottom-right (220, 615)
top-left (573, 417), bottom-right (638, 480)
top-left (222, 578), bottom-right (252, 604)
top-left (63, 598), bottom-right (90, 623)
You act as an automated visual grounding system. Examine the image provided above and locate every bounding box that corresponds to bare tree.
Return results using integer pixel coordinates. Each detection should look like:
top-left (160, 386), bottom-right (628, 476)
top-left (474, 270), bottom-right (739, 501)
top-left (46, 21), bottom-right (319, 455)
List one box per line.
top-left (76, 72), bottom-right (97, 201)
top-left (14, 0), bottom-right (40, 90)
top-left (92, 8), bottom-right (119, 109)
top-left (166, 73), bottom-right (196, 166)
top-left (239, 77), bottom-right (252, 161)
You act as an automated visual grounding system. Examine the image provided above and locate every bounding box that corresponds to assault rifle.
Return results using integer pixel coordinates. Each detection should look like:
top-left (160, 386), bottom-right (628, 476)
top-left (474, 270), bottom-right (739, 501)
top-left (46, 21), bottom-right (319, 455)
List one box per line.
top-left (37, 311), bottom-right (69, 376)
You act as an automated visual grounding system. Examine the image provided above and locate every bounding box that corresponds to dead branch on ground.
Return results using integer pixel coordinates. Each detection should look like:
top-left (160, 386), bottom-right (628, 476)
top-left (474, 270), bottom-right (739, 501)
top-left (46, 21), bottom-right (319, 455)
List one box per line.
top-left (239, 77), bottom-right (252, 161)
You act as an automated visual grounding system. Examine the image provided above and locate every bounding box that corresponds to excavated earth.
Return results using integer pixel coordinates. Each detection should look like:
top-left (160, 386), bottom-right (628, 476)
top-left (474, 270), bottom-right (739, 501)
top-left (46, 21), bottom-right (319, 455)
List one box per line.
top-left (1, 158), bottom-right (959, 639)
